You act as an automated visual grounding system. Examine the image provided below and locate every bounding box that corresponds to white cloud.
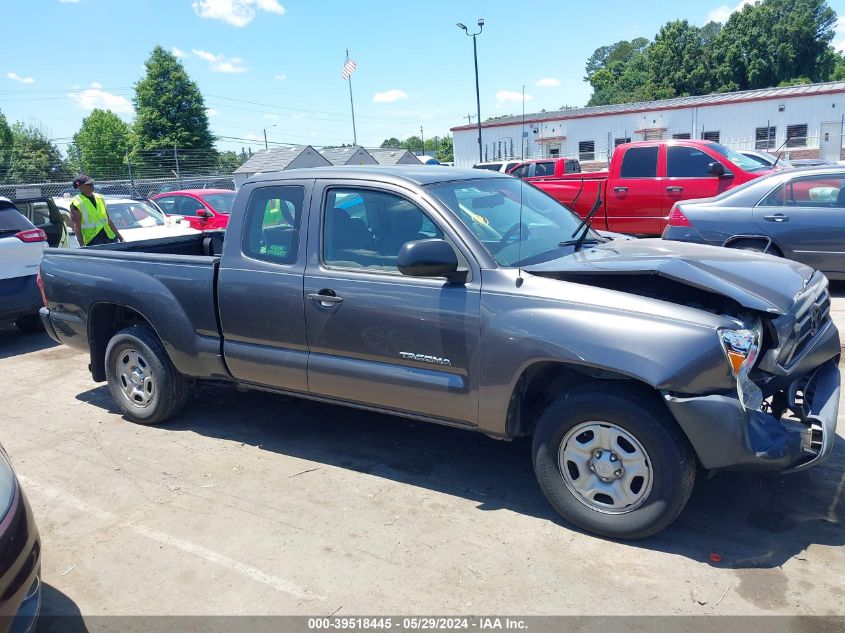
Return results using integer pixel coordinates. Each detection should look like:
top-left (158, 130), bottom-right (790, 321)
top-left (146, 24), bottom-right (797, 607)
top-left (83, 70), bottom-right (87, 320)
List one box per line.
top-left (68, 82), bottom-right (132, 113)
top-left (171, 47), bottom-right (187, 58)
top-left (497, 90), bottom-right (533, 103)
top-left (192, 0), bottom-right (285, 28)
top-left (244, 132), bottom-right (264, 143)
top-left (206, 108), bottom-right (219, 117)
top-left (7, 72), bottom-right (34, 84)
top-left (706, 0), bottom-right (756, 24)
top-left (535, 78), bottom-right (561, 88)
top-left (192, 49), bottom-right (249, 73)
top-left (836, 39), bottom-right (845, 54)
top-left (373, 89), bottom-right (408, 103)
top-left (263, 113), bottom-right (280, 119)
top-left (274, 74), bottom-right (286, 80)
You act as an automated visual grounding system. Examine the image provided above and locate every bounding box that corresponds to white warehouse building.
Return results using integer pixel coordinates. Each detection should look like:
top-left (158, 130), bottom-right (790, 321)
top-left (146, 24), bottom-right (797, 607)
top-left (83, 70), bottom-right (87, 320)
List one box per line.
top-left (451, 81), bottom-right (845, 169)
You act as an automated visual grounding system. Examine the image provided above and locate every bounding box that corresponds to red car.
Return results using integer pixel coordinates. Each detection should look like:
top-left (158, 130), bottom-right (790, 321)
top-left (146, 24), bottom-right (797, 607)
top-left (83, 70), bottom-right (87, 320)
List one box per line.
top-left (151, 189), bottom-right (235, 230)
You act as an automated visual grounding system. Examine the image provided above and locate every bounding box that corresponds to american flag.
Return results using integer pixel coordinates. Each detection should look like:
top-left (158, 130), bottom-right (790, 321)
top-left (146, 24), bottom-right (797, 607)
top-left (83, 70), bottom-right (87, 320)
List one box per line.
top-left (342, 58), bottom-right (357, 80)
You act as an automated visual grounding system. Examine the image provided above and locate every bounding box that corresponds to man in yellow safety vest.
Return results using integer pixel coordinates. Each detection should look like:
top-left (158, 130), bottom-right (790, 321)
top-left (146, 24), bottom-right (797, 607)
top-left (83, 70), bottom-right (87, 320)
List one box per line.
top-left (68, 175), bottom-right (124, 246)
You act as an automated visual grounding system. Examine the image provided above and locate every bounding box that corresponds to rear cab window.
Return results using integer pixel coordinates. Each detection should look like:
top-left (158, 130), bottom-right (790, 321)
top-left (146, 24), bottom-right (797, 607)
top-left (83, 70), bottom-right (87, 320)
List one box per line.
top-left (242, 186), bottom-right (305, 265)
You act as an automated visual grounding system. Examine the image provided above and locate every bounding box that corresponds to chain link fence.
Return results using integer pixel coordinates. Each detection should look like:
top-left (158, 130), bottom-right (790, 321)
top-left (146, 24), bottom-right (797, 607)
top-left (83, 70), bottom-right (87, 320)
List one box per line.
top-left (0, 148), bottom-right (241, 200)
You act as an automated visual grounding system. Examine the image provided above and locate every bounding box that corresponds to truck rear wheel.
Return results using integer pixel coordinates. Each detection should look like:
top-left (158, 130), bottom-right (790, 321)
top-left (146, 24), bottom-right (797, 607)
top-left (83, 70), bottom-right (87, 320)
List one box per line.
top-left (532, 385), bottom-right (695, 539)
top-left (105, 325), bottom-right (188, 425)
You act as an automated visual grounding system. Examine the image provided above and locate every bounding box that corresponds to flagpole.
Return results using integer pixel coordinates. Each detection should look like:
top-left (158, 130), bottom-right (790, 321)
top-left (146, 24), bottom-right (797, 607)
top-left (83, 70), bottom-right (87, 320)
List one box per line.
top-left (346, 49), bottom-right (358, 146)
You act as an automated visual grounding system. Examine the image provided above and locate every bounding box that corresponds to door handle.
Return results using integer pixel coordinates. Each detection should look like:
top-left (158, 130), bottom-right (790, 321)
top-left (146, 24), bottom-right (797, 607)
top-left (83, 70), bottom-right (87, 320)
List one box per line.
top-left (613, 186), bottom-right (628, 193)
top-left (763, 214), bottom-right (789, 222)
top-left (308, 290), bottom-right (343, 306)
top-left (666, 186), bottom-right (684, 193)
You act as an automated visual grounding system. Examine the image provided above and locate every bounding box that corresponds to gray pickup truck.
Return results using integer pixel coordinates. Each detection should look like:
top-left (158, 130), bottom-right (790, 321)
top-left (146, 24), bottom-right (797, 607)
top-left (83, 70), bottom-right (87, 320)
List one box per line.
top-left (38, 166), bottom-right (840, 539)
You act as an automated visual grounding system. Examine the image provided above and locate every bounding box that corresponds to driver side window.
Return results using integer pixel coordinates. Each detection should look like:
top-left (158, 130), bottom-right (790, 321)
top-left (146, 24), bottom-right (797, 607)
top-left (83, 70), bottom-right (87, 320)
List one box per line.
top-left (323, 188), bottom-right (443, 272)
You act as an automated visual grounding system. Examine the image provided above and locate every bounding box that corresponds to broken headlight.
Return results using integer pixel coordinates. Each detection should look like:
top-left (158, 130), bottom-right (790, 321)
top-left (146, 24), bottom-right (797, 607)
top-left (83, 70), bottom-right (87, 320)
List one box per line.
top-left (719, 320), bottom-right (763, 411)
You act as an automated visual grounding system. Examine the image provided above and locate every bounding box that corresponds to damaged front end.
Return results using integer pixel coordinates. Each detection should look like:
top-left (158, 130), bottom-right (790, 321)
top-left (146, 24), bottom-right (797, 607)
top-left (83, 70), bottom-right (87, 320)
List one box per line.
top-left (665, 274), bottom-right (840, 473)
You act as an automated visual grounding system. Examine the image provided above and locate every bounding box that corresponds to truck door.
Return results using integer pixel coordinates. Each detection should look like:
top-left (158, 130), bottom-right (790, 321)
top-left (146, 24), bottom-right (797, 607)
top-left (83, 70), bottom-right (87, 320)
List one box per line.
top-left (663, 145), bottom-right (735, 231)
top-left (752, 172), bottom-right (845, 275)
top-left (218, 182), bottom-right (313, 393)
top-left (302, 181), bottom-right (481, 426)
top-left (605, 145), bottom-right (663, 235)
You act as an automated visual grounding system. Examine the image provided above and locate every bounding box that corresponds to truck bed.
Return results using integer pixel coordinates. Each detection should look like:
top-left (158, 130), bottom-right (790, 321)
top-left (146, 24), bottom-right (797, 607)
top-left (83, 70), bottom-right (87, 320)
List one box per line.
top-left (535, 173), bottom-right (609, 230)
top-left (40, 231), bottom-right (228, 381)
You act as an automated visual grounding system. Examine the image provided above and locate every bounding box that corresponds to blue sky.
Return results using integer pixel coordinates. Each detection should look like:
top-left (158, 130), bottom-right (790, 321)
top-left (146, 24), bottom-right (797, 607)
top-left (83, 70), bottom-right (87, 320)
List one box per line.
top-left (2, 0), bottom-right (845, 155)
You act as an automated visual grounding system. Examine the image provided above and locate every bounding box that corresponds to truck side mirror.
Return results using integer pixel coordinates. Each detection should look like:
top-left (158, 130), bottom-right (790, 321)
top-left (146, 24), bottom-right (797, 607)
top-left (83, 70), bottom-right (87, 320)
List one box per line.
top-left (196, 209), bottom-right (211, 219)
top-left (398, 239), bottom-right (462, 281)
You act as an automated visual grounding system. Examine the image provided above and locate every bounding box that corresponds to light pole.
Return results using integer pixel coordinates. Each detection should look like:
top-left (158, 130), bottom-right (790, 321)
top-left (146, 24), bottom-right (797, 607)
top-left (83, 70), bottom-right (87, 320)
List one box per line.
top-left (457, 18), bottom-right (484, 163)
top-left (263, 124), bottom-right (277, 150)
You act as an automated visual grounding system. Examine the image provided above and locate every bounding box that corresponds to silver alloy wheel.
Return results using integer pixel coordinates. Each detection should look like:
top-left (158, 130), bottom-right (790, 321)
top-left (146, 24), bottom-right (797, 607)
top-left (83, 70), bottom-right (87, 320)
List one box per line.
top-left (115, 348), bottom-right (156, 409)
top-left (558, 421), bottom-right (653, 514)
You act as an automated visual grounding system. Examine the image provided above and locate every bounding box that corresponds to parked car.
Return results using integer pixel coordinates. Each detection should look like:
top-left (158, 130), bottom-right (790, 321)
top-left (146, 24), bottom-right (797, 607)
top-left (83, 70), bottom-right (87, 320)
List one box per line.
top-left (39, 166), bottom-right (839, 540)
top-left (662, 166), bottom-right (845, 279)
top-left (527, 140), bottom-right (773, 236)
top-left (787, 158), bottom-right (837, 168)
top-left (13, 196), bottom-right (70, 248)
top-left (152, 189), bottom-right (235, 230)
top-left (507, 157), bottom-right (581, 179)
top-left (0, 442), bottom-right (41, 633)
top-left (150, 178), bottom-right (236, 196)
top-left (53, 197), bottom-right (199, 244)
top-left (0, 199), bottom-right (46, 332)
top-left (738, 149), bottom-right (793, 169)
top-left (472, 160), bottom-right (522, 173)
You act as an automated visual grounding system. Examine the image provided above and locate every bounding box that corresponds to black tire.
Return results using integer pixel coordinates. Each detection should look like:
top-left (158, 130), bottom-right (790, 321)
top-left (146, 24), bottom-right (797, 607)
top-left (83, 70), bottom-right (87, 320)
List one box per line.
top-left (727, 239), bottom-right (781, 256)
top-left (104, 325), bottom-right (188, 425)
top-left (532, 384), bottom-right (696, 539)
top-left (14, 314), bottom-right (43, 334)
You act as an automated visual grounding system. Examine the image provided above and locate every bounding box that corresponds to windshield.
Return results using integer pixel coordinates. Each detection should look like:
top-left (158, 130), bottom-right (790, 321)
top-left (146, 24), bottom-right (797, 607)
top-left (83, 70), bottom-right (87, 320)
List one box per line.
top-left (427, 177), bottom-right (602, 267)
top-left (203, 192), bottom-right (235, 214)
top-left (710, 143), bottom-right (769, 172)
top-left (107, 201), bottom-right (166, 229)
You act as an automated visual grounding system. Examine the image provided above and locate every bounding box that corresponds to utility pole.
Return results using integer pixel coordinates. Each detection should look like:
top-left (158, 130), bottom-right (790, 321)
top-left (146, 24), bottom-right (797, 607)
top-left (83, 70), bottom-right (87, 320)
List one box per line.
top-left (263, 129), bottom-right (268, 150)
top-left (464, 114), bottom-right (475, 125)
top-left (174, 144), bottom-right (181, 185)
top-left (420, 126), bottom-right (425, 155)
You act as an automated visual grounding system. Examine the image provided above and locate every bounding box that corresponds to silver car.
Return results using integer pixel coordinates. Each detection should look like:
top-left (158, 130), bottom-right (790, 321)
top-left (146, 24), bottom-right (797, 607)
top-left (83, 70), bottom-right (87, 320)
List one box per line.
top-left (662, 166), bottom-right (845, 279)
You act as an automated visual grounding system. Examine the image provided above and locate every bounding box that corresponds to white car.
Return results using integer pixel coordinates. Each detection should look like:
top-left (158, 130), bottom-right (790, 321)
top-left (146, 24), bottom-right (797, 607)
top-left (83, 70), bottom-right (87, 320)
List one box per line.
top-left (472, 159), bottom-right (522, 173)
top-left (53, 197), bottom-right (199, 245)
top-left (0, 198), bottom-right (47, 332)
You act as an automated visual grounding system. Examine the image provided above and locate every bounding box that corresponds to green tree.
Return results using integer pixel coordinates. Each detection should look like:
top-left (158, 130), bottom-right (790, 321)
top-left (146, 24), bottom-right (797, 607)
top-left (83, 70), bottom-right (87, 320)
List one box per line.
top-left (7, 123), bottom-right (72, 183)
top-left (132, 45), bottom-right (214, 173)
top-left (0, 109), bottom-right (13, 181)
top-left (217, 150), bottom-right (246, 172)
top-left (712, 0), bottom-right (837, 91)
top-left (72, 109), bottom-right (131, 180)
top-left (380, 137), bottom-right (402, 148)
top-left (584, 38), bottom-right (649, 82)
top-left (648, 20), bottom-right (715, 97)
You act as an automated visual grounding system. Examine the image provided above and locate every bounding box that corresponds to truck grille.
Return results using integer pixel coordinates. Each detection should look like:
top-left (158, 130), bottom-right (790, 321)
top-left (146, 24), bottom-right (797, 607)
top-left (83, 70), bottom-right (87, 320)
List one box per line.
top-left (782, 288), bottom-right (830, 367)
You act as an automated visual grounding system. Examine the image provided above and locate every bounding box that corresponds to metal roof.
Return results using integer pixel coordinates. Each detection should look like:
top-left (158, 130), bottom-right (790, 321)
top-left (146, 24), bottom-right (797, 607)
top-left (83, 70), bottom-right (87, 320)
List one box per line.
top-left (318, 146), bottom-right (377, 165)
top-left (365, 148), bottom-right (423, 165)
top-left (451, 81), bottom-right (845, 131)
top-left (234, 145), bottom-right (331, 173)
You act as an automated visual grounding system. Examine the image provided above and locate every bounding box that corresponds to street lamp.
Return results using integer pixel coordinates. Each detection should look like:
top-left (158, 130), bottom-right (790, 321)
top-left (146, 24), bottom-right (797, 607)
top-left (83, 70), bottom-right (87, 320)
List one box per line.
top-left (457, 18), bottom-right (484, 163)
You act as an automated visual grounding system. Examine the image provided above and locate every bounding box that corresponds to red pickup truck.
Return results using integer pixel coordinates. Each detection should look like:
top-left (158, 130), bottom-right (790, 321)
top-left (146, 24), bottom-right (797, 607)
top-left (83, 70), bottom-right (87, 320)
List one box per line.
top-left (507, 157), bottom-right (581, 179)
top-left (523, 140), bottom-right (773, 235)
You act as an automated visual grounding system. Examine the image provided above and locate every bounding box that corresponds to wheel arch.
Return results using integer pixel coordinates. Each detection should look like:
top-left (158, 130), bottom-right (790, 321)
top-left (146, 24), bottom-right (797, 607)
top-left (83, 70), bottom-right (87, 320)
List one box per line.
top-left (88, 303), bottom-right (164, 382)
top-left (505, 361), bottom-right (671, 439)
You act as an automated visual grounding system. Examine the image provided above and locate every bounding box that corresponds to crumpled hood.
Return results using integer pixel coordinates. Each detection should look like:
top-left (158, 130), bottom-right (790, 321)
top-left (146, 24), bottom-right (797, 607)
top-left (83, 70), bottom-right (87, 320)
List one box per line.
top-left (524, 238), bottom-right (816, 315)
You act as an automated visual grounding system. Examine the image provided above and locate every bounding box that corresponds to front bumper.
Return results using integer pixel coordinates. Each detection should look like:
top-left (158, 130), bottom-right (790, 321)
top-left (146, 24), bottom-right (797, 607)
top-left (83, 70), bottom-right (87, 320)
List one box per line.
top-left (0, 485), bottom-right (41, 633)
top-left (665, 358), bottom-right (839, 472)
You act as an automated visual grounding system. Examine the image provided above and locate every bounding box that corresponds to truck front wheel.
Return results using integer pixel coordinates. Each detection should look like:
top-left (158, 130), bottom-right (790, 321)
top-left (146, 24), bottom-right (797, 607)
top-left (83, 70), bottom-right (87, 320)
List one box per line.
top-left (104, 325), bottom-right (188, 425)
top-left (532, 385), bottom-right (695, 539)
